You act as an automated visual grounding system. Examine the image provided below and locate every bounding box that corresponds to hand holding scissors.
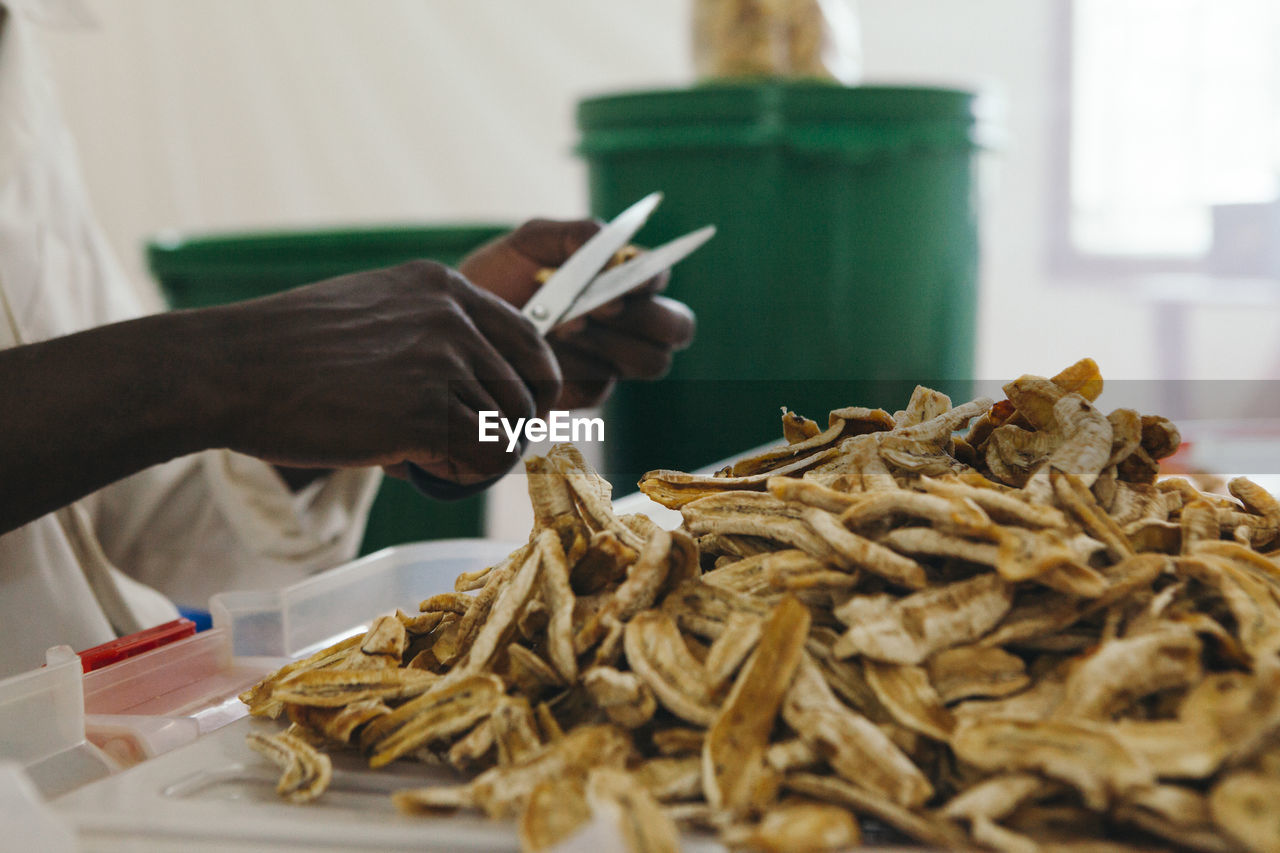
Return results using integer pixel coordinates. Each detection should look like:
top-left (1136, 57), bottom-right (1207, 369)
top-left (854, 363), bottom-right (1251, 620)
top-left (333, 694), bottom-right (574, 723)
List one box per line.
top-left (408, 194), bottom-right (714, 500)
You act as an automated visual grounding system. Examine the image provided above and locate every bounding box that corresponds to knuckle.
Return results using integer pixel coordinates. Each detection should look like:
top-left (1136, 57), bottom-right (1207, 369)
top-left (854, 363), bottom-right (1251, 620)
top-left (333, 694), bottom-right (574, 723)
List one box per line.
top-left (436, 302), bottom-right (479, 339)
top-left (396, 257), bottom-right (445, 282)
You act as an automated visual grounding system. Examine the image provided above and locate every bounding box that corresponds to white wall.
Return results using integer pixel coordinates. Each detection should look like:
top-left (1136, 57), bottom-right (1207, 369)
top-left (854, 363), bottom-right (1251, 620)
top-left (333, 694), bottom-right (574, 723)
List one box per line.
top-left (38, 0), bottom-right (1280, 383)
top-left (37, 0), bottom-right (691, 307)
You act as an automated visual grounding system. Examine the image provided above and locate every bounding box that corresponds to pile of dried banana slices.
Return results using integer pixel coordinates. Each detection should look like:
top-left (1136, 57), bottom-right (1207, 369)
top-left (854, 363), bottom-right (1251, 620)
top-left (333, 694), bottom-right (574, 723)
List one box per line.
top-left (241, 359), bottom-right (1280, 853)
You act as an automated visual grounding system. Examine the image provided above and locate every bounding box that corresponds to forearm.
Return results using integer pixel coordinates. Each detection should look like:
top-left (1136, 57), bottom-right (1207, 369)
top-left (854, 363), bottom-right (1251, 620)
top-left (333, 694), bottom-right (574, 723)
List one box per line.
top-left (0, 309), bottom-right (229, 533)
top-left (0, 260), bottom-right (567, 534)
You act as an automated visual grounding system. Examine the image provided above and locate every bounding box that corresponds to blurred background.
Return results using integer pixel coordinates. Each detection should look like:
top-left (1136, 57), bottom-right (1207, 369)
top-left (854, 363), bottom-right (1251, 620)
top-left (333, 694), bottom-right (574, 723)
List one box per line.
top-left (33, 0), bottom-right (1280, 539)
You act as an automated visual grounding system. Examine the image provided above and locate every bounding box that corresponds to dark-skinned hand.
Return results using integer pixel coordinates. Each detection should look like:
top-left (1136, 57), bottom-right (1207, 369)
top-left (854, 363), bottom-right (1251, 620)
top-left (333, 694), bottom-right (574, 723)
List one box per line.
top-left (458, 218), bottom-right (696, 410)
top-left (214, 260), bottom-right (561, 485)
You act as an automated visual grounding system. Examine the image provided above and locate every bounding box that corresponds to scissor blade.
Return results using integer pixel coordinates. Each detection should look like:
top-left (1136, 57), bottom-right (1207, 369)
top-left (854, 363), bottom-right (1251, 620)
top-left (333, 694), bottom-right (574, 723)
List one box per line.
top-left (521, 192), bottom-right (663, 335)
top-left (558, 225), bottom-right (716, 326)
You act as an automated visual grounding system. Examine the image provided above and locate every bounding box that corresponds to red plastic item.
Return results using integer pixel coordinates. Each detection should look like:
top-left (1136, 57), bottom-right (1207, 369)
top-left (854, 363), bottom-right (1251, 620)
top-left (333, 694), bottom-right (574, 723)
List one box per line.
top-left (76, 618), bottom-right (197, 673)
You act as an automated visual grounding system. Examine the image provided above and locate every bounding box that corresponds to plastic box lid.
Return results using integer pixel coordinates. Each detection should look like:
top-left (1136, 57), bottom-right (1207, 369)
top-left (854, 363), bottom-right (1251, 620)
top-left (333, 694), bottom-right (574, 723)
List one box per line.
top-left (78, 618), bottom-right (196, 673)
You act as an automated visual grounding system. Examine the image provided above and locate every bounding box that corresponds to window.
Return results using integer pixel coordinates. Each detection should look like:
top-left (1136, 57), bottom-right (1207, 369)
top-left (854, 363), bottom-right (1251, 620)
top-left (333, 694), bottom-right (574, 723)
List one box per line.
top-left (1058, 0), bottom-right (1280, 275)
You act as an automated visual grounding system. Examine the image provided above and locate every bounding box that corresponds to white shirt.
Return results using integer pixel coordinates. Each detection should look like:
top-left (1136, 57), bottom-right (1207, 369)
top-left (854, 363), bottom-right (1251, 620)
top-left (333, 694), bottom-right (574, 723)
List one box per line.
top-left (0, 1), bottom-right (381, 677)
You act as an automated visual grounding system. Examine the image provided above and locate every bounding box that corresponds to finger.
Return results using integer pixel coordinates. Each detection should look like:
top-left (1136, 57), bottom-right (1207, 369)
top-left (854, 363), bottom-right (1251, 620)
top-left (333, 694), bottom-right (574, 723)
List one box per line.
top-left (621, 295), bottom-right (695, 348)
top-left (460, 332), bottom-right (538, 427)
top-left (432, 279), bottom-right (541, 422)
top-left (553, 321), bottom-right (673, 381)
top-left (550, 341), bottom-right (618, 410)
top-left (441, 381), bottom-right (521, 484)
top-left (563, 294), bottom-right (696, 353)
top-left (449, 273), bottom-right (563, 413)
top-left (509, 218), bottom-right (602, 267)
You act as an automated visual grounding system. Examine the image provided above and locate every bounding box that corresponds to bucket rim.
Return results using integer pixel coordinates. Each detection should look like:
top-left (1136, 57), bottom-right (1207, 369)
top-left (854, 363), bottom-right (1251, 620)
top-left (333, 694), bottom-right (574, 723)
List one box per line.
top-left (577, 82), bottom-right (985, 129)
top-left (146, 223), bottom-right (514, 283)
top-left (147, 222), bottom-right (514, 258)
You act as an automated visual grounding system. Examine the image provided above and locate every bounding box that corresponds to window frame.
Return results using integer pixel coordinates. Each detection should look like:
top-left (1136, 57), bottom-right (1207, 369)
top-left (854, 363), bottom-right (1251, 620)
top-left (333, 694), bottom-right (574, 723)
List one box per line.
top-left (1045, 0), bottom-right (1246, 284)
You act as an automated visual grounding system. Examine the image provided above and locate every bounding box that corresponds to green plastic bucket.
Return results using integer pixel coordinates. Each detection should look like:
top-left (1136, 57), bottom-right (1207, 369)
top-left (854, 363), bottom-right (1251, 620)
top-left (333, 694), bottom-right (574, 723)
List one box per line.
top-left (576, 83), bottom-right (986, 486)
top-left (147, 224), bottom-right (511, 555)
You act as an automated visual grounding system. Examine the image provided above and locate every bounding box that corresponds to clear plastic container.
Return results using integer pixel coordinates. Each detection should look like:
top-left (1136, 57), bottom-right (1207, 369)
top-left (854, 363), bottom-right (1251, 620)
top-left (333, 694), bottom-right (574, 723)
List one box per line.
top-left (0, 646), bottom-right (117, 798)
top-left (5, 539), bottom-right (518, 804)
top-left (77, 540), bottom-right (519, 768)
top-left (51, 539), bottom-right (571, 851)
top-left (80, 627), bottom-right (271, 767)
top-left (210, 538), bottom-right (516, 661)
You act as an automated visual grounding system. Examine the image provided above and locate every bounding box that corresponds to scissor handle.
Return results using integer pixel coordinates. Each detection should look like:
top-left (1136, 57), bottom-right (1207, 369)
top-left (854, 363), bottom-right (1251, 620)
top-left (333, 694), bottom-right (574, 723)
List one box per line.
top-left (405, 463), bottom-right (502, 501)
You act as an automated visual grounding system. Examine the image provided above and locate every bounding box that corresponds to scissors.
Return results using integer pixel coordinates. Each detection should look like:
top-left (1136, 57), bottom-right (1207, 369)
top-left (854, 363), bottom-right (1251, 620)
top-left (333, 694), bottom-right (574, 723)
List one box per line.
top-left (407, 192), bottom-right (716, 500)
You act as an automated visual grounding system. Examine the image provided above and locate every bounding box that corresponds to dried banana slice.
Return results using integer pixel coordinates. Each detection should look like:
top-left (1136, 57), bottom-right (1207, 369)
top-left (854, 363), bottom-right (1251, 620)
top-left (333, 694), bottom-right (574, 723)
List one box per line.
top-left (491, 696), bottom-right (543, 767)
top-left (632, 755), bottom-right (703, 802)
top-left (536, 528), bottom-right (578, 683)
top-left (239, 634), bottom-right (365, 718)
top-left (833, 572), bottom-right (1014, 664)
top-left (940, 772), bottom-right (1056, 823)
top-left (246, 729), bottom-right (332, 804)
top-left (802, 507), bottom-right (927, 589)
top-left (782, 655), bottom-right (932, 808)
top-left (765, 476), bottom-right (863, 514)
top-left (518, 776), bottom-right (591, 852)
top-left (784, 772), bottom-right (967, 849)
top-left (271, 667), bottom-right (438, 708)
top-left (469, 724), bottom-right (634, 819)
top-left (1209, 771), bottom-right (1280, 853)
top-left (584, 767), bottom-right (681, 853)
top-left (720, 801), bottom-right (861, 853)
top-left (623, 611), bottom-right (716, 726)
top-left (704, 596), bottom-right (809, 815)
top-left (1054, 623), bottom-right (1202, 720)
top-left (925, 644), bottom-right (1029, 704)
top-left (417, 592), bottom-right (473, 615)
top-left (287, 698), bottom-right (389, 746)
top-left (702, 611), bottom-right (761, 693)
top-left (639, 447), bottom-right (840, 509)
top-left (861, 660), bottom-right (954, 741)
top-left (363, 674), bottom-right (504, 768)
top-left (918, 474), bottom-right (1069, 529)
top-left (582, 666), bottom-right (657, 730)
top-left (950, 717), bottom-right (1154, 810)
top-left (720, 407), bottom-right (894, 479)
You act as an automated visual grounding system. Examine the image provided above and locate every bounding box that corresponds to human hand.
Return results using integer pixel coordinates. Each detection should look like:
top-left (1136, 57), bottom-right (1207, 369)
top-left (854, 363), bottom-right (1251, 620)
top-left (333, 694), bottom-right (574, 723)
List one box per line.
top-left (459, 219), bottom-right (696, 409)
top-left (211, 260), bottom-right (561, 486)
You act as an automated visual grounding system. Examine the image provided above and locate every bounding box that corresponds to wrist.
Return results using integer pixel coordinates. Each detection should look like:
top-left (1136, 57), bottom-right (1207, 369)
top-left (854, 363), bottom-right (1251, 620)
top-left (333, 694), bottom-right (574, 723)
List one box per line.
top-left (145, 306), bottom-right (244, 454)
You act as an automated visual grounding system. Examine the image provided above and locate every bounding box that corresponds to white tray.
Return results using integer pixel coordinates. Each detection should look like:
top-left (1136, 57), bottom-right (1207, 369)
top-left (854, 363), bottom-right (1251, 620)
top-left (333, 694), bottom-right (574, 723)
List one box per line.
top-left (54, 717), bottom-right (521, 852)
